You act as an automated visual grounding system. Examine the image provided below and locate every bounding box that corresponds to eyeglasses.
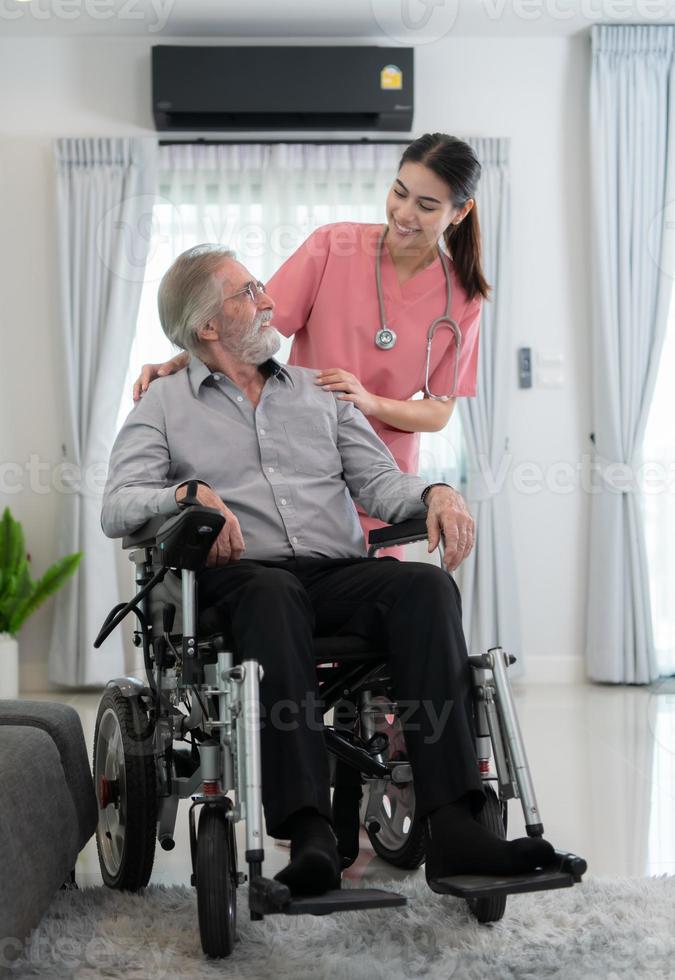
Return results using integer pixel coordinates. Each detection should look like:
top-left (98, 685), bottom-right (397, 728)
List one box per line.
top-left (222, 280), bottom-right (266, 304)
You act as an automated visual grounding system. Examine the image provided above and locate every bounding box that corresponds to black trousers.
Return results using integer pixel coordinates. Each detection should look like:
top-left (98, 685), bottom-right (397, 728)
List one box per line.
top-left (198, 557), bottom-right (486, 839)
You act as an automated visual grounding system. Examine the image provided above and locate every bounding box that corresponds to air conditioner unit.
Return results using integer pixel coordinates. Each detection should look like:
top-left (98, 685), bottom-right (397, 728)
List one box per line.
top-left (152, 46), bottom-right (414, 132)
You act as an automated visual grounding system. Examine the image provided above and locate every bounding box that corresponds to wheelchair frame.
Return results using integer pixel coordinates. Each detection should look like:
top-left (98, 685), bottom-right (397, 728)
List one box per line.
top-left (93, 508), bottom-right (586, 957)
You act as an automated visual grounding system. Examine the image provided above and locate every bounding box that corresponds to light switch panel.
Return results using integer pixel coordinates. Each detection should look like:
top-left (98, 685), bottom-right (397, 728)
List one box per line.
top-left (518, 347), bottom-right (532, 388)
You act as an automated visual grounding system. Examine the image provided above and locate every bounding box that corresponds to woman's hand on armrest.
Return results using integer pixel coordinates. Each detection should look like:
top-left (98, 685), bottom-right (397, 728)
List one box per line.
top-left (133, 351), bottom-right (190, 402)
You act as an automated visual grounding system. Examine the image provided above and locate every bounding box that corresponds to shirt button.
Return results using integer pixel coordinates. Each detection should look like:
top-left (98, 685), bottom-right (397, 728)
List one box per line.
top-left (259, 428), bottom-right (266, 435)
top-left (280, 498), bottom-right (287, 506)
top-left (292, 537), bottom-right (298, 544)
top-left (268, 467), bottom-right (275, 474)
top-left (213, 373), bottom-right (221, 381)
top-left (236, 395), bottom-right (243, 403)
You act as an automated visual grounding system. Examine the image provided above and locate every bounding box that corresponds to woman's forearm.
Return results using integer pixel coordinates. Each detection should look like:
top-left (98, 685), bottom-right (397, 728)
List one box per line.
top-left (369, 395), bottom-right (455, 433)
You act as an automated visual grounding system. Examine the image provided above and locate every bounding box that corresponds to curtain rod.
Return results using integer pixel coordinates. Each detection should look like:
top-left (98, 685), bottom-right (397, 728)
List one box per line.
top-left (158, 138), bottom-right (410, 146)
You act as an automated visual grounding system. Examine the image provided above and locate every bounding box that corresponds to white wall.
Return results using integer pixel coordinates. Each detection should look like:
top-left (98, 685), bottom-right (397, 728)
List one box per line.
top-left (0, 32), bottom-right (591, 691)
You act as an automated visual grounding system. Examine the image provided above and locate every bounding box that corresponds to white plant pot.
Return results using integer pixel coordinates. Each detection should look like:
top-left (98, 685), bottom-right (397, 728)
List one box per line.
top-left (0, 633), bottom-right (19, 699)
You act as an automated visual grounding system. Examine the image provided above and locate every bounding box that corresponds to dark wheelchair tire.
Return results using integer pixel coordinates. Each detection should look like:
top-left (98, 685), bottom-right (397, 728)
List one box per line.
top-left (93, 686), bottom-right (157, 891)
top-left (196, 805), bottom-right (237, 959)
top-left (362, 690), bottom-right (426, 870)
top-left (465, 785), bottom-right (507, 924)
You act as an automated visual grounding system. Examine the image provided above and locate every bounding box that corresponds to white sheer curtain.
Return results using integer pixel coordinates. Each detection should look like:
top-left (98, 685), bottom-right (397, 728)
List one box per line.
top-left (453, 138), bottom-right (521, 674)
top-left (586, 26), bottom-right (675, 684)
top-left (118, 142), bottom-right (463, 487)
top-left (642, 292), bottom-right (675, 677)
top-left (50, 137), bottom-right (158, 686)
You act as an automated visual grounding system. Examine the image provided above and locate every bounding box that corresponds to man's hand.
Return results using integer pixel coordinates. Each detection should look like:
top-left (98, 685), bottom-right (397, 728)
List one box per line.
top-left (424, 486), bottom-right (475, 573)
top-left (175, 483), bottom-right (245, 566)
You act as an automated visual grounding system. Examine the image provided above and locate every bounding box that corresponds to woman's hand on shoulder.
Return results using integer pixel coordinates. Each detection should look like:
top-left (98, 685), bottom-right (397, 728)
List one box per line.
top-left (315, 368), bottom-right (380, 417)
top-left (133, 352), bottom-right (190, 402)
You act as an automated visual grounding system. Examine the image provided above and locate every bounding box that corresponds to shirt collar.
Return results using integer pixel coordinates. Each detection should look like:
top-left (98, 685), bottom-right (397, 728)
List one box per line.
top-left (187, 355), bottom-right (292, 396)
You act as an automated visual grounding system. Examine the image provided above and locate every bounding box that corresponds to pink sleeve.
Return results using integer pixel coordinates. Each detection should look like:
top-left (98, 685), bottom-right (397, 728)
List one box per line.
top-left (427, 295), bottom-right (482, 399)
top-left (266, 225), bottom-right (332, 339)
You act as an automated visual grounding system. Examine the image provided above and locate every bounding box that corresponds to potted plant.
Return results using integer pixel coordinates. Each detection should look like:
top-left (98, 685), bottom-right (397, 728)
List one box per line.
top-left (0, 508), bottom-right (82, 698)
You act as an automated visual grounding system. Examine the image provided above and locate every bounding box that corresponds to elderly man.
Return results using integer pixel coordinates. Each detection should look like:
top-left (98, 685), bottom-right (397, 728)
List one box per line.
top-left (102, 244), bottom-right (553, 896)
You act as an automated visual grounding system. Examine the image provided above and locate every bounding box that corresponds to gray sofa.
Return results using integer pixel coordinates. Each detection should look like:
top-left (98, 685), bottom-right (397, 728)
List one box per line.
top-left (0, 700), bottom-right (98, 942)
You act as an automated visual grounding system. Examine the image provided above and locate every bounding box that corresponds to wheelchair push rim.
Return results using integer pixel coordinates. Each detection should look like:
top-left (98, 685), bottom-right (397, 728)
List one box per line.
top-left (93, 686), bottom-right (157, 890)
top-left (94, 707), bottom-right (128, 878)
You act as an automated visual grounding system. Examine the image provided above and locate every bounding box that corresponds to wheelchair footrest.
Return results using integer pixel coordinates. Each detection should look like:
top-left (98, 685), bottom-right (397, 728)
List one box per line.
top-left (427, 862), bottom-right (581, 900)
top-left (283, 887), bottom-right (407, 916)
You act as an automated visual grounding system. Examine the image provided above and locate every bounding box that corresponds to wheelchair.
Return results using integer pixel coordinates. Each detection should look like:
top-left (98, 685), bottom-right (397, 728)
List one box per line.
top-left (92, 505), bottom-right (586, 959)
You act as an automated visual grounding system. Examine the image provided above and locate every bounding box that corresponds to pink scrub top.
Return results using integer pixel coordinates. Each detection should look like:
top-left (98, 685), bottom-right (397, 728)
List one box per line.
top-left (267, 222), bottom-right (482, 543)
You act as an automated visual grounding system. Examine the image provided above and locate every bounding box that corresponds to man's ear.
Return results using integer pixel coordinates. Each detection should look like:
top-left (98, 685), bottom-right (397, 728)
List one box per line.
top-left (197, 318), bottom-right (220, 344)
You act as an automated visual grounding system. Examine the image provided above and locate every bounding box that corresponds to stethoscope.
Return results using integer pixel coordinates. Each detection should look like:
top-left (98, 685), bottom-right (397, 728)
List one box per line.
top-left (374, 227), bottom-right (461, 401)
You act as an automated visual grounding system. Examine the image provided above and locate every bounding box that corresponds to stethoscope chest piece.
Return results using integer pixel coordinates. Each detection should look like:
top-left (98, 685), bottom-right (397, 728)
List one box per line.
top-left (375, 326), bottom-right (397, 351)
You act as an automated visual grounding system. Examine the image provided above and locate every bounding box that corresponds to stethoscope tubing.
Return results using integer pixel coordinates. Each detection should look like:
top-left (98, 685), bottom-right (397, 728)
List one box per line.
top-left (374, 228), bottom-right (461, 401)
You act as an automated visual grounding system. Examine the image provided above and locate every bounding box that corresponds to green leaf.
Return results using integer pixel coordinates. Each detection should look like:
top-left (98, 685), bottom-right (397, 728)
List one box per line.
top-left (8, 552), bottom-right (82, 634)
top-left (0, 510), bottom-right (10, 570)
top-left (0, 510), bottom-right (26, 579)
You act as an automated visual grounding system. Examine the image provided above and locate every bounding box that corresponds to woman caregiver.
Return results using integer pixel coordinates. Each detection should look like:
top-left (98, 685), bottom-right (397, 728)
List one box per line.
top-left (133, 132), bottom-right (490, 553)
top-left (133, 132), bottom-right (491, 867)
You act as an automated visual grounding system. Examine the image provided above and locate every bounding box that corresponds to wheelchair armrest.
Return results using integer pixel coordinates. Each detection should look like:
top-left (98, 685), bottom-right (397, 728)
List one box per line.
top-left (122, 515), bottom-right (169, 550)
top-left (122, 506), bottom-right (225, 571)
top-left (367, 518), bottom-right (428, 551)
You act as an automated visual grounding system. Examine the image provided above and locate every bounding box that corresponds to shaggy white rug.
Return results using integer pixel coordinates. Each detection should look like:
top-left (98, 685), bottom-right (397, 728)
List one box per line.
top-left (3, 874), bottom-right (674, 980)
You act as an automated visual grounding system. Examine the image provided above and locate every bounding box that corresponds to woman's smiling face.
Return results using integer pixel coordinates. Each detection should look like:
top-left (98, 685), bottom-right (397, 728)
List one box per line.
top-left (385, 161), bottom-right (461, 253)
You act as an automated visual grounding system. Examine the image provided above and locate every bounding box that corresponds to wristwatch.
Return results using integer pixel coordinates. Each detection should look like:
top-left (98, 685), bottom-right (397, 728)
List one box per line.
top-left (421, 483), bottom-right (453, 507)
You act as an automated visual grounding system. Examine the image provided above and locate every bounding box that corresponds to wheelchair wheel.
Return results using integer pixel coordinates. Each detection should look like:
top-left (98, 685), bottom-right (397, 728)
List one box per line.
top-left (93, 686), bottom-right (157, 891)
top-left (196, 805), bottom-right (237, 959)
top-left (362, 692), bottom-right (426, 870)
top-left (466, 785), bottom-right (507, 924)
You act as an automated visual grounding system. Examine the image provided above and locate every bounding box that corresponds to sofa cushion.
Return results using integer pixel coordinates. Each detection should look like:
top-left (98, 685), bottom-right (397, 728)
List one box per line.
top-left (0, 726), bottom-right (80, 942)
top-left (0, 700), bottom-right (97, 852)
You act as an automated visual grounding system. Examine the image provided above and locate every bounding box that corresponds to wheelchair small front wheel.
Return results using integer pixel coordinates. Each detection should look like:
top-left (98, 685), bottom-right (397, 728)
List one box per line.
top-left (196, 805), bottom-right (237, 959)
top-left (93, 686), bottom-right (157, 891)
top-left (466, 785), bottom-right (507, 924)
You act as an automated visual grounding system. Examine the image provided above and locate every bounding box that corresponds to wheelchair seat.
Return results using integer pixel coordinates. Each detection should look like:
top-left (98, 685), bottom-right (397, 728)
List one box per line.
top-left (198, 604), bottom-right (384, 663)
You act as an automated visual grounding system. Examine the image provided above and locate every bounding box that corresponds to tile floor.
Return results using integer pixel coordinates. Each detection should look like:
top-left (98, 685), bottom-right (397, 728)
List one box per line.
top-left (26, 678), bottom-right (675, 889)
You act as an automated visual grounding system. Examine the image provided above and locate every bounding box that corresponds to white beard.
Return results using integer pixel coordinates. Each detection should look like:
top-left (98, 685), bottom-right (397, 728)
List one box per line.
top-left (225, 312), bottom-right (281, 365)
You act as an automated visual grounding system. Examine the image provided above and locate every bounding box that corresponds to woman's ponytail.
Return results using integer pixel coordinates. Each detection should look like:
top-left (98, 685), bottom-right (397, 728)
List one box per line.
top-left (442, 202), bottom-right (490, 302)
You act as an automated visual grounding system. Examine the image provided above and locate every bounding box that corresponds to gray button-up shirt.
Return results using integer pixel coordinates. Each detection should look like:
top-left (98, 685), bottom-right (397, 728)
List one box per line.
top-left (101, 356), bottom-right (428, 560)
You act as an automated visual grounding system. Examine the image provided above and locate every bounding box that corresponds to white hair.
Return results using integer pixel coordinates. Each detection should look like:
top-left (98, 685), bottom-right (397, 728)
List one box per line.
top-left (157, 244), bottom-right (236, 354)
